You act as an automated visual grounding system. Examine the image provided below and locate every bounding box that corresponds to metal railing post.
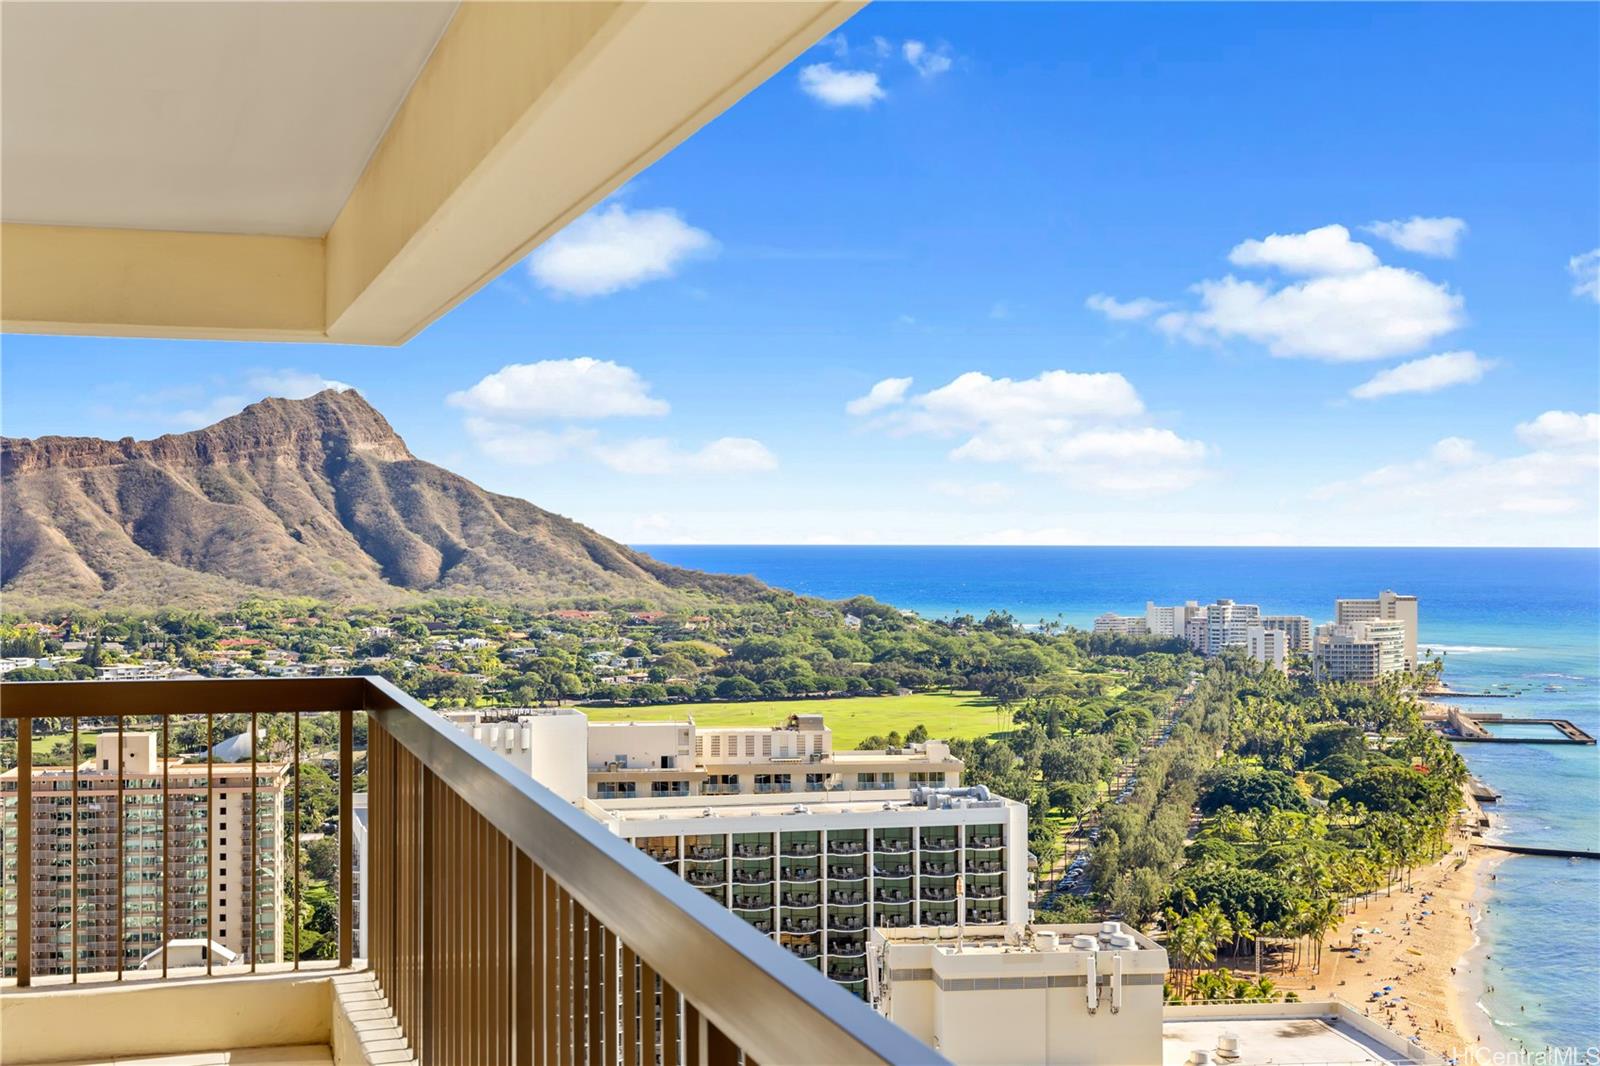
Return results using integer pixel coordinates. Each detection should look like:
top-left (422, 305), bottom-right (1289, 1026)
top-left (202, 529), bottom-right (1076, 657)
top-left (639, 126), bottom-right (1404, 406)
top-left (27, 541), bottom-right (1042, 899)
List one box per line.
top-left (16, 715), bottom-right (32, 986)
top-left (339, 709), bottom-right (353, 969)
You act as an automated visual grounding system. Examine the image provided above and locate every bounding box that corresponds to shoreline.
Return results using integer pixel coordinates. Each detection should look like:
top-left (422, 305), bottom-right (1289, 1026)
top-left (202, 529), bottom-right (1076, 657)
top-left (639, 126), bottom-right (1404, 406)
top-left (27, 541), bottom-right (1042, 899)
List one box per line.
top-left (1265, 788), bottom-right (1496, 1061)
top-left (1450, 851), bottom-right (1512, 1060)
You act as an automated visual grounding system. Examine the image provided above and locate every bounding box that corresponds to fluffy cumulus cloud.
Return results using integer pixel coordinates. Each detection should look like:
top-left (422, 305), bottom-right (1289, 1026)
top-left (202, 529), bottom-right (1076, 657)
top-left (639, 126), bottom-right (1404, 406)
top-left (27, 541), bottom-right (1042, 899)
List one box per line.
top-left (453, 359), bottom-right (774, 477)
top-left (902, 40), bottom-right (953, 78)
top-left (1364, 216), bottom-right (1468, 258)
top-left (845, 376), bottom-right (913, 415)
top-left (590, 437), bottom-right (777, 476)
top-left (1515, 410), bottom-right (1600, 450)
top-left (1349, 350), bottom-right (1494, 400)
top-left (527, 204), bottom-right (715, 297)
top-left (1313, 409), bottom-right (1600, 522)
top-left (447, 358), bottom-right (668, 419)
top-left (1227, 224), bottom-right (1380, 276)
top-left (853, 369), bottom-right (1206, 494)
top-left (1085, 294), bottom-right (1167, 321)
top-left (798, 63), bottom-right (885, 107)
top-left (1570, 248), bottom-right (1600, 303)
top-left (1110, 222), bottom-right (1465, 362)
top-left (247, 369), bottom-right (354, 398)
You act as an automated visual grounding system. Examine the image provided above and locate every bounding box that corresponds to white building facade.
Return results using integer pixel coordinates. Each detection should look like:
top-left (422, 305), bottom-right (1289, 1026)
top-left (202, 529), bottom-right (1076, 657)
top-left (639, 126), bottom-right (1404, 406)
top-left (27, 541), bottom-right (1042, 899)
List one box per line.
top-left (1335, 590), bottom-right (1418, 670)
top-left (594, 787), bottom-right (1028, 1000)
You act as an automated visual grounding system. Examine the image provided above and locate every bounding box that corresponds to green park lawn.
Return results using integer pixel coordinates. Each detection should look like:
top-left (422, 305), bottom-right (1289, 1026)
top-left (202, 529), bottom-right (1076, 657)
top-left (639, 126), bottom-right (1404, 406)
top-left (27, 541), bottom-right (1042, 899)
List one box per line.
top-left (583, 690), bottom-right (1014, 750)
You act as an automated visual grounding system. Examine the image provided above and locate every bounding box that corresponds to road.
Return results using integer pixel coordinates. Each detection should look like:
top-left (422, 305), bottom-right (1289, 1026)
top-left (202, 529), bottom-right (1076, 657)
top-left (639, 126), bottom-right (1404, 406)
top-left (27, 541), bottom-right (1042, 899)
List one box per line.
top-left (1035, 673), bottom-right (1198, 911)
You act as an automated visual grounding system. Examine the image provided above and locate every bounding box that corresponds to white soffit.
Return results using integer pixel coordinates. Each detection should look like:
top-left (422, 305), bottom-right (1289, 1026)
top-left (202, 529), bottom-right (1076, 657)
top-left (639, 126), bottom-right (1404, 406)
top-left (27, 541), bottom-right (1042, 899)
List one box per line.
top-left (0, 1), bottom-right (458, 237)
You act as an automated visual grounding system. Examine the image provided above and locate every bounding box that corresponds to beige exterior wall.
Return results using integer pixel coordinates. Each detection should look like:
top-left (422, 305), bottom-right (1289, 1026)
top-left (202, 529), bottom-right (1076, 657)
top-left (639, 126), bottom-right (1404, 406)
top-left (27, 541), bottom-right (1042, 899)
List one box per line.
top-left (877, 924), bottom-right (1168, 1066)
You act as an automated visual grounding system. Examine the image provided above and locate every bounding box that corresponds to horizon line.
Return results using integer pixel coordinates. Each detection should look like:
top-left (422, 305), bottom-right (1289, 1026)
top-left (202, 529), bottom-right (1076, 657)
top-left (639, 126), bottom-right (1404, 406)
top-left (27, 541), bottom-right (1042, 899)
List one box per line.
top-left (629, 542), bottom-right (1600, 551)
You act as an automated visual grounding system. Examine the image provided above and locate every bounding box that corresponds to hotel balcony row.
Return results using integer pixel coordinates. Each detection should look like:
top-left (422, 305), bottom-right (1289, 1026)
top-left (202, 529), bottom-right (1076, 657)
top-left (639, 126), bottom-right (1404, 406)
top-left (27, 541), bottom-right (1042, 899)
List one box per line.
top-left (0, 678), bottom-right (938, 1065)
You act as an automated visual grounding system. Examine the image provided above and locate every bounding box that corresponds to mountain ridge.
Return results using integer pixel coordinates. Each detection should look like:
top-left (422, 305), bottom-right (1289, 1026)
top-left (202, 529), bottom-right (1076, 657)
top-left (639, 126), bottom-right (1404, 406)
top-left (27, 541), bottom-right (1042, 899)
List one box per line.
top-left (1, 390), bottom-right (769, 609)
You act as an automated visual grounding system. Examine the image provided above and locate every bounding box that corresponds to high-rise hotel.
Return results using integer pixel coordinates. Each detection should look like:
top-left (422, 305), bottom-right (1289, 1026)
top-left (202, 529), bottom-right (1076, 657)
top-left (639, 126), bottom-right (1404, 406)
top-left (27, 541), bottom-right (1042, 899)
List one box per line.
top-left (1, 731), bottom-right (288, 977)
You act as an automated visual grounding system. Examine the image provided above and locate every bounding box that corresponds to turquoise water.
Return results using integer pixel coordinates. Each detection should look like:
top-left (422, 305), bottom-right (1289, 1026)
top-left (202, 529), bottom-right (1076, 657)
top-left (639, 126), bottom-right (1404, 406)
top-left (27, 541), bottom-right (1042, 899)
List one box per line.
top-left (638, 546), bottom-right (1600, 1051)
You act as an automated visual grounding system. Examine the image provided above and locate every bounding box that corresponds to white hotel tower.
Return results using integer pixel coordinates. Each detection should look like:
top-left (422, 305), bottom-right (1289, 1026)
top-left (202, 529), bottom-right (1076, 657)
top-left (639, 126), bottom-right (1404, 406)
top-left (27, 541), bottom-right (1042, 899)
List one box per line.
top-left (450, 709), bottom-right (1029, 1001)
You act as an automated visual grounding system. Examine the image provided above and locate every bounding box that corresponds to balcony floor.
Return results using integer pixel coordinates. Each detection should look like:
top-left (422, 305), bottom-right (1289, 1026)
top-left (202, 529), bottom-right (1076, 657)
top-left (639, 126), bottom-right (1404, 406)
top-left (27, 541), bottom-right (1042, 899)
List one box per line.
top-left (20, 1045), bottom-right (331, 1066)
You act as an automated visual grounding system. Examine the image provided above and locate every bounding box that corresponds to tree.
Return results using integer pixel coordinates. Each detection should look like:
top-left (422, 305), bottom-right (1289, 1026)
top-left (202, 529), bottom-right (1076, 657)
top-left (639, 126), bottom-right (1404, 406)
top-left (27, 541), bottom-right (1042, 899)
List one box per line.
top-left (305, 837), bottom-right (339, 883)
top-left (1199, 767), bottom-right (1308, 815)
top-left (714, 676), bottom-right (761, 700)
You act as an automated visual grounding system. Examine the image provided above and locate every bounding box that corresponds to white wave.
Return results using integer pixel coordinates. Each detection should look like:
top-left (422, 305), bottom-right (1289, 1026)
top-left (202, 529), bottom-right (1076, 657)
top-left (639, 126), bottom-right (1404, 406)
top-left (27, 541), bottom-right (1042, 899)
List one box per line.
top-left (1423, 644), bottom-right (1518, 654)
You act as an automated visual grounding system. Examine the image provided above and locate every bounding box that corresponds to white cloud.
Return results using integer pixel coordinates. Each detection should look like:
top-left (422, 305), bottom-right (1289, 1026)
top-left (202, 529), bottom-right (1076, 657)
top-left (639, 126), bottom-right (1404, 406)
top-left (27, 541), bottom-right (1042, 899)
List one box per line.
top-left (1515, 410), bottom-right (1600, 450)
top-left (247, 370), bottom-right (354, 398)
top-left (1156, 264), bottom-right (1464, 361)
top-left (872, 36), bottom-right (893, 58)
top-left (1228, 224), bottom-right (1380, 276)
top-left (866, 369), bottom-right (1206, 495)
top-left (170, 395), bottom-right (248, 430)
top-left (950, 425), bottom-right (1209, 494)
top-left (1365, 216), bottom-right (1468, 258)
top-left (902, 40), bottom-right (953, 78)
top-left (592, 437), bottom-right (777, 476)
top-left (1349, 350), bottom-right (1494, 399)
top-left (1313, 413), bottom-right (1600, 525)
top-left (908, 370), bottom-right (1145, 433)
top-left (846, 377), bottom-right (914, 415)
top-left (1570, 248), bottom-right (1600, 303)
top-left (1085, 293), bottom-right (1167, 321)
top-left (447, 358), bottom-right (668, 420)
top-left (798, 63), bottom-right (885, 108)
top-left (929, 480), bottom-right (1015, 505)
top-left (1118, 223), bottom-right (1465, 361)
top-left (1430, 437), bottom-right (1483, 465)
top-left (463, 419), bottom-right (597, 465)
top-left (526, 204), bottom-right (715, 297)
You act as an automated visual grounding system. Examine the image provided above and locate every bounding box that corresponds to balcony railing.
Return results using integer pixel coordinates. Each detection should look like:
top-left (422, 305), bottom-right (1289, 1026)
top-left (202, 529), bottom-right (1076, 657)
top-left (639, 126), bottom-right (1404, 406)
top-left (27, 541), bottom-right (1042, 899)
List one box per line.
top-left (2, 678), bottom-right (937, 1065)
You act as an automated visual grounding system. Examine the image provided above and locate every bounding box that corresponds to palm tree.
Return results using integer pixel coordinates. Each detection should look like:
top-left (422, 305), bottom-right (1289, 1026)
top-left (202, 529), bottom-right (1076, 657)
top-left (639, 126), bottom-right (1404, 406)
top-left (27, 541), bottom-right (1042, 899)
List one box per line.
top-left (1232, 910), bottom-right (1260, 976)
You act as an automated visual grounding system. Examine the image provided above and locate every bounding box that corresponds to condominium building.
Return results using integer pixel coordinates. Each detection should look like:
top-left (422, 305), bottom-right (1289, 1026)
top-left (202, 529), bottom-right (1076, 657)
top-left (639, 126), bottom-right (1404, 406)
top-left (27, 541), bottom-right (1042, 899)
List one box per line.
top-left (1202, 599), bottom-right (1261, 657)
top-left (1335, 590), bottom-right (1418, 670)
top-left (1312, 619), bottom-right (1408, 684)
top-left (1091, 613), bottom-right (1148, 637)
top-left (462, 709), bottom-right (963, 801)
top-left (1, 731), bottom-right (287, 977)
top-left (1244, 625), bottom-right (1288, 671)
top-left (1259, 614), bottom-right (1312, 654)
top-left (1144, 601), bottom-right (1203, 639)
top-left (872, 922), bottom-right (1167, 1066)
top-left (592, 786), bottom-right (1028, 1000)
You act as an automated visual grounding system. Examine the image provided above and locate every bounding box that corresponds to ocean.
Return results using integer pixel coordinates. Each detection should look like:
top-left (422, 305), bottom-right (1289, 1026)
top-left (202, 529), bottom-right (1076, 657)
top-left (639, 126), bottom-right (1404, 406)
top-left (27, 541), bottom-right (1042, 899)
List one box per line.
top-left (637, 546), bottom-right (1600, 1052)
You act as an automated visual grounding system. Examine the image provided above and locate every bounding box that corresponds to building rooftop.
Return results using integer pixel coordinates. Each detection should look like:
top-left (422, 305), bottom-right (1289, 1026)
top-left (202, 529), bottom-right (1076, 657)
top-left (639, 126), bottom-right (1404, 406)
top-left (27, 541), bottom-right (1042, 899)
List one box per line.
top-left (600, 789), bottom-right (1016, 823)
top-left (1162, 1008), bottom-right (1438, 1066)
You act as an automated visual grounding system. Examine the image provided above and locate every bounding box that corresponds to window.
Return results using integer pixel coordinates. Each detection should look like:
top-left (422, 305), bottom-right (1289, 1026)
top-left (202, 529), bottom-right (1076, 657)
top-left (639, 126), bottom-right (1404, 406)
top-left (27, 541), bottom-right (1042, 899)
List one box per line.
top-left (857, 773), bottom-right (877, 789)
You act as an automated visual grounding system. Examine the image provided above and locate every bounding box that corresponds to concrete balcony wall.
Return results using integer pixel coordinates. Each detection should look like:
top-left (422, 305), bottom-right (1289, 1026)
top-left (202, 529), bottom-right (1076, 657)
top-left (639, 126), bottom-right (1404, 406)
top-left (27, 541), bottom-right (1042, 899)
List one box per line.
top-left (1, 968), bottom-right (398, 1066)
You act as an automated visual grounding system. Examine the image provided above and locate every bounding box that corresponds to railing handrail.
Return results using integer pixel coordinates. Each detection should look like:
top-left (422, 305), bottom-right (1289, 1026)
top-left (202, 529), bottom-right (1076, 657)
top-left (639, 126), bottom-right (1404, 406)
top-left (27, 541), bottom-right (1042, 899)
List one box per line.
top-left (3, 677), bottom-right (940, 1065)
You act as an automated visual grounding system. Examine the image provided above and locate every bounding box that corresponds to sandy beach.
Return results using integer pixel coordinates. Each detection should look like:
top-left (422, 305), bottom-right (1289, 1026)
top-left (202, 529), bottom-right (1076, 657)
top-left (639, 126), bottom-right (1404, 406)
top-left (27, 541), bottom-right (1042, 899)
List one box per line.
top-left (1248, 791), bottom-right (1505, 1063)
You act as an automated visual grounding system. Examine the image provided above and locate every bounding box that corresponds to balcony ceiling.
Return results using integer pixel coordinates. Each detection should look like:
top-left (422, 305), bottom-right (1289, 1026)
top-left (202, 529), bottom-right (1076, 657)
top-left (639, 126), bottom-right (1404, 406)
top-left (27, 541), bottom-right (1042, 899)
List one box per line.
top-left (2, 1), bottom-right (458, 238)
top-left (0, 0), bottom-right (862, 345)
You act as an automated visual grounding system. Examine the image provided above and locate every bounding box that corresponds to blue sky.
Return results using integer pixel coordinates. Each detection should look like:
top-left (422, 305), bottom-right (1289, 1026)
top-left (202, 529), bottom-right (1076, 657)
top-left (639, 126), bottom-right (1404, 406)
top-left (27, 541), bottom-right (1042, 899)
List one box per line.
top-left (4, 3), bottom-right (1598, 547)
